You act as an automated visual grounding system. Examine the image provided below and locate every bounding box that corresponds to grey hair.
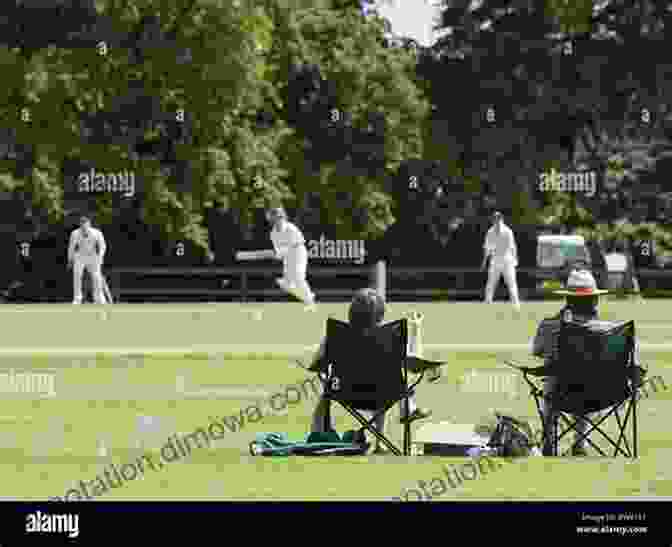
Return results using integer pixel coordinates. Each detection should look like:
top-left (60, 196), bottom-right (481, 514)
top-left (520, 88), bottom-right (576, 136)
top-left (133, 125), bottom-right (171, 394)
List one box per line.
top-left (348, 288), bottom-right (385, 330)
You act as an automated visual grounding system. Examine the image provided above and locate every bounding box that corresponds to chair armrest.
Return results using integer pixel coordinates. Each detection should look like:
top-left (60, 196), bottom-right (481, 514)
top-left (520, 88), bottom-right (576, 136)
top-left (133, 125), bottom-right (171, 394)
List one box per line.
top-left (406, 356), bottom-right (443, 374)
top-left (523, 365), bottom-right (556, 377)
top-left (503, 359), bottom-right (555, 377)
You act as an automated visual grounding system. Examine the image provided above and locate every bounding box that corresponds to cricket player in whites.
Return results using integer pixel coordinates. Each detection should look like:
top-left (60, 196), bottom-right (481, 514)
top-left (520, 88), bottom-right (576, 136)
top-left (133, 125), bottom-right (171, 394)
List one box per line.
top-left (482, 211), bottom-right (521, 310)
top-left (267, 207), bottom-right (316, 311)
top-left (68, 216), bottom-right (107, 304)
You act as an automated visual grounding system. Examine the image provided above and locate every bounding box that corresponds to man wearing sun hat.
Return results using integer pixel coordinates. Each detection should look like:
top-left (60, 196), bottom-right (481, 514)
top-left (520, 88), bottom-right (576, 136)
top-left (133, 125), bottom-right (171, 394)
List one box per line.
top-left (531, 268), bottom-right (636, 455)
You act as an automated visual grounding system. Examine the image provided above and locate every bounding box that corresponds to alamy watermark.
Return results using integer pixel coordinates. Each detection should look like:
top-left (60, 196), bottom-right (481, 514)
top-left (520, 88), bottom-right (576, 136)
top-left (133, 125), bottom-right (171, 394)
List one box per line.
top-left (457, 368), bottom-right (522, 399)
top-left (26, 511), bottom-right (79, 539)
top-left (77, 168), bottom-right (135, 198)
top-left (306, 234), bottom-right (367, 264)
top-left (457, 367), bottom-right (667, 404)
top-left (538, 167), bottom-right (597, 197)
top-left (0, 369), bottom-right (56, 398)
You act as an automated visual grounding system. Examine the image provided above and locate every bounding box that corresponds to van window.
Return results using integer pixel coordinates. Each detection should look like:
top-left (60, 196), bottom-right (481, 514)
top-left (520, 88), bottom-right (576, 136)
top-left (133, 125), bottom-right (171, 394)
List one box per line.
top-left (539, 244), bottom-right (564, 268)
top-left (538, 242), bottom-right (590, 268)
top-left (565, 244), bottom-right (589, 263)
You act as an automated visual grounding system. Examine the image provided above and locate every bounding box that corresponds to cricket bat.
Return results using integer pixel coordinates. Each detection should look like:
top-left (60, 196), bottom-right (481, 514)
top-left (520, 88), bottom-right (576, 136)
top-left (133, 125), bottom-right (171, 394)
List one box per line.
top-left (235, 250), bottom-right (276, 261)
top-left (102, 274), bottom-right (114, 304)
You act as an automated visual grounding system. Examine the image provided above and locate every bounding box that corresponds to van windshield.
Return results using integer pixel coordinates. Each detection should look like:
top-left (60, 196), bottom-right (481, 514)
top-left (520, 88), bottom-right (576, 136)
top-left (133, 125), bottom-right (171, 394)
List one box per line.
top-left (538, 242), bottom-right (590, 268)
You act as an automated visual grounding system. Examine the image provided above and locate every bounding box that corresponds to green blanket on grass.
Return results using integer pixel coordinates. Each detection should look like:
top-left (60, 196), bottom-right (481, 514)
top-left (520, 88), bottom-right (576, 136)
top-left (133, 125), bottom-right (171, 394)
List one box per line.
top-left (250, 431), bottom-right (369, 456)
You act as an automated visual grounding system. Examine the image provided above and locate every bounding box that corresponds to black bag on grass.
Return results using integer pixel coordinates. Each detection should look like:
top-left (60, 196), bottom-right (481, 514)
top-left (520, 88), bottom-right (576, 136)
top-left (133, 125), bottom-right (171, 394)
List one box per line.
top-left (487, 414), bottom-right (540, 457)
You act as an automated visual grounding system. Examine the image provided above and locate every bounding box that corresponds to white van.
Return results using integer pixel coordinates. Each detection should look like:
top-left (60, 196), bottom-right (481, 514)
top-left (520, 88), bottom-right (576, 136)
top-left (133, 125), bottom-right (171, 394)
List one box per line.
top-left (536, 234), bottom-right (603, 289)
top-left (537, 235), bottom-right (590, 268)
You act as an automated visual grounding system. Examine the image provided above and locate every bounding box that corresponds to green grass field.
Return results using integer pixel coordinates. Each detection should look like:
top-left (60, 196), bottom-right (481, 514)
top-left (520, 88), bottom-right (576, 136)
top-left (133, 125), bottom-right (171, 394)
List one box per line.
top-left (0, 300), bottom-right (670, 500)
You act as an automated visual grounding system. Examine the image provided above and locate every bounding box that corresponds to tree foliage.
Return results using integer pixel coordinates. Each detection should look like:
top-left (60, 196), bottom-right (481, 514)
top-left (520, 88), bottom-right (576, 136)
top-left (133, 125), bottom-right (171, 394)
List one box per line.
top-left (4, 0), bottom-right (672, 268)
top-left (0, 0), bottom-right (429, 258)
top-left (422, 0), bottom-right (672, 243)
top-left (269, 3), bottom-right (429, 238)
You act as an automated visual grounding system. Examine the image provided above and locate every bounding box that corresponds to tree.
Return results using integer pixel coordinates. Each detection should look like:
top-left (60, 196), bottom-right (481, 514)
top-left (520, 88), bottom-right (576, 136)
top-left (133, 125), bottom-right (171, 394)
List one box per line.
top-left (425, 0), bottom-right (672, 234)
top-left (266, 2), bottom-right (430, 238)
top-left (0, 0), bottom-right (430, 260)
top-left (0, 0), bottom-right (284, 257)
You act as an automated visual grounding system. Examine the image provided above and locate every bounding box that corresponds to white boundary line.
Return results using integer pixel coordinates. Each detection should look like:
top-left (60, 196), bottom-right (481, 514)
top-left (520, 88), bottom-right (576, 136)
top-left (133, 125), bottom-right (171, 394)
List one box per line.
top-left (0, 343), bottom-right (671, 355)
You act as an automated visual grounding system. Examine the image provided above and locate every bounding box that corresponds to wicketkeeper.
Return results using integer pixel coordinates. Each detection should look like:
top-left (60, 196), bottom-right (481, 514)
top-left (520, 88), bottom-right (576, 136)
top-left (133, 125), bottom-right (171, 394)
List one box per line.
top-left (68, 216), bottom-right (107, 304)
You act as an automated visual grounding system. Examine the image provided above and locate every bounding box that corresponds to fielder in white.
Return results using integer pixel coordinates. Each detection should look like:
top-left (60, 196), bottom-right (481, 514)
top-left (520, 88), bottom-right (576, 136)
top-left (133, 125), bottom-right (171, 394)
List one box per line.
top-left (267, 207), bottom-right (316, 310)
top-left (482, 211), bottom-right (521, 310)
top-left (68, 216), bottom-right (107, 304)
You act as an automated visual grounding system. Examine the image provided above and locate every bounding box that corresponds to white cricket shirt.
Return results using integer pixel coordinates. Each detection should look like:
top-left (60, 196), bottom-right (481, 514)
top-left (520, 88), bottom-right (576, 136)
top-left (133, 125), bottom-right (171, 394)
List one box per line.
top-left (484, 223), bottom-right (517, 265)
top-left (68, 227), bottom-right (106, 259)
top-left (270, 221), bottom-right (305, 260)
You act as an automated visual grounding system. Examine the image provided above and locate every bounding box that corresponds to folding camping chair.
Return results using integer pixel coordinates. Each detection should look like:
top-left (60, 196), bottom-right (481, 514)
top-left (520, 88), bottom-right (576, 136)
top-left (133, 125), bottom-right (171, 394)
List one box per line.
top-left (319, 318), bottom-right (427, 456)
top-left (507, 319), bottom-right (646, 458)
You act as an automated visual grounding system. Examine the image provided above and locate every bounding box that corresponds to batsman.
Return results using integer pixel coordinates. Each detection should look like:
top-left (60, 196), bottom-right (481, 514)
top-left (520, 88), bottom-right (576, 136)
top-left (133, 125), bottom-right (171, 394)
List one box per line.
top-left (68, 216), bottom-right (107, 304)
top-left (267, 206), bottom-right (316, 310)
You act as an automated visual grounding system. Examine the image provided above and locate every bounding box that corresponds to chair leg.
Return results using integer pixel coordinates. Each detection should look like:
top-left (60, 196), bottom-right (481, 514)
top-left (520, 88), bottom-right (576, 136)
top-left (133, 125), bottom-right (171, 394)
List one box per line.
top-left (557, 415), bottom-right (577, 456)
top-left (404, 422), bottom-right (411, 456)
top-left (613, 405), bottom-right (634, 457)
top-left (324, 400), bottom-right (330, 432)
top-left (401, 393), bottom-right (412, 455)
top-left (533, 392), bottom-right (549, 453)
top-left (310, 396), bottom-right (333, 434)
top-left (560, 414), bottom-right (607, 456)
top-left (600, 406), bottom-right (632, 457)
top-left (553, 416), bottom-right (559, 456)
top-left (540, 412), bottom-right (557, 455)
top-left (556, 414), bottom-right (601, 456)
top-left (633, 393), bottom-right (638, 459)
top-left (571, 415), bottom-right (609, 456)
top-left (361, 411), bottom-right (399, 454)
top-left (559, 409), bottom-right (631, 457)
top-left (343, 404), bottom-right (402, 455)
top-left (370, 428), bottom-right (402, 456)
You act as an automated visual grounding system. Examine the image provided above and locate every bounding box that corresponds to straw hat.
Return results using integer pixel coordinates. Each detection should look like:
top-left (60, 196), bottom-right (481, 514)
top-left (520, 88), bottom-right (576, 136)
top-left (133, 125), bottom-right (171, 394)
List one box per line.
top-left (554, 269), bottom-right (609, 296)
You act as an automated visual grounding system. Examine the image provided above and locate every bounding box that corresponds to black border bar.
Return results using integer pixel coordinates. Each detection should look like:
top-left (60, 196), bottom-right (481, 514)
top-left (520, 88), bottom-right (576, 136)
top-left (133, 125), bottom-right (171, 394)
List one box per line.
top-left (2, 501), bottom-right (666, 544)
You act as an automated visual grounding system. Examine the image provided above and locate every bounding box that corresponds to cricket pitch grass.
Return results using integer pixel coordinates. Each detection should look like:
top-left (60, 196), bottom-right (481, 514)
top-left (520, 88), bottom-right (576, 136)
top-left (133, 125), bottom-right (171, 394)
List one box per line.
top-left (0, 300), bottom-right (670, 500)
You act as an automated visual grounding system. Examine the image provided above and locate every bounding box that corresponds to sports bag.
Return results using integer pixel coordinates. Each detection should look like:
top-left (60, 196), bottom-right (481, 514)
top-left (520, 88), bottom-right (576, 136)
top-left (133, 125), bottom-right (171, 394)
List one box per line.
top-left (487, 413), bottom-right (542, 457)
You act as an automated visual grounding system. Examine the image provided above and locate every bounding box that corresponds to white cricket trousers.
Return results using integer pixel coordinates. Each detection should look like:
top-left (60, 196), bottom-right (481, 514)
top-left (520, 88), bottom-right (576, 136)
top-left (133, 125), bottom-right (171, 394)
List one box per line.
top-left (73, 254), bottom-right (105, 304)
top-left (278, 245), bottom-right (314, 304)
top-left (485, 258), bottom-right (520, 307)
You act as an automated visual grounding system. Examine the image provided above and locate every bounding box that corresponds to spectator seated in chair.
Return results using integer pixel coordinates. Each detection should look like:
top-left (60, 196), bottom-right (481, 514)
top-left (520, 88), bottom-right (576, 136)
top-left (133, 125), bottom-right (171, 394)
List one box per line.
top-left (307, 288), bottom-right (432, 454)
top-left (532, 269), bottom-right (643, 456)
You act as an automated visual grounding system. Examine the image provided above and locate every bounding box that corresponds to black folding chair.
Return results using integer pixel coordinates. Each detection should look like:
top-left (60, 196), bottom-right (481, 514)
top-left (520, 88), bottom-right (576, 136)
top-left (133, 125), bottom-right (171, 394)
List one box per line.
top-left (320, 318), bottom-right (427, 456)
top-left (507, 319), bottom-right (646, 458)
